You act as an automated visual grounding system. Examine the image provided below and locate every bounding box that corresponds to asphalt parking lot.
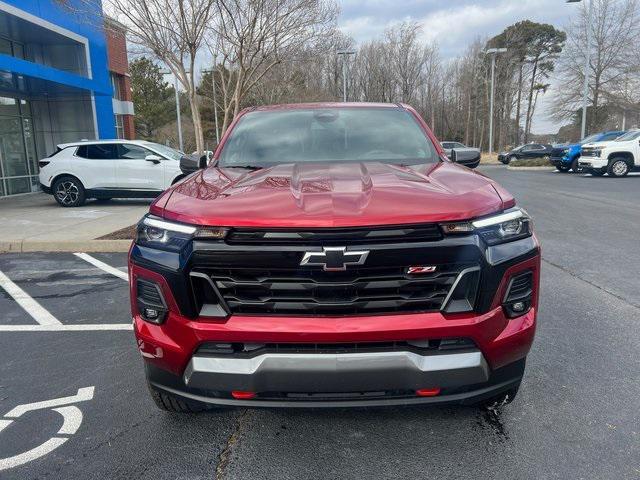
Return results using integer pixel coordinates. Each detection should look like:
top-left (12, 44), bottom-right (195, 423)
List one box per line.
top-left (1, 166), bottom-right (639, 480)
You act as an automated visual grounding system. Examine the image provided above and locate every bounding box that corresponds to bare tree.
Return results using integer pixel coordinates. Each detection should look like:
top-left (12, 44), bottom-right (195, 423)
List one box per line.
top-left (105, 0), bottom-right (216, 153)
top-left (551, 0), bottom-right (640, 133)
top-left (210, 0), bottom-right (339, 135)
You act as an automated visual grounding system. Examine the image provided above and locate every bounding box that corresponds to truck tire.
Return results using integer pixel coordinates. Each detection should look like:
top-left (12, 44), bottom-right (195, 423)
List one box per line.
top-left (570, 158), bottom-right (583, 173)
top-left (148, 384), bottom-right (210, 413)
top-left (557, 164), bottom-right (570, 173)
top-left (607, 158), bottom-right (631, 177)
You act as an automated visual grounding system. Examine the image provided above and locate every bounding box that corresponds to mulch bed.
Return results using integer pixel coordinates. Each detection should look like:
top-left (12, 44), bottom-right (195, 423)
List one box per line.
top-left (97, 225), bottom-right (136, 240)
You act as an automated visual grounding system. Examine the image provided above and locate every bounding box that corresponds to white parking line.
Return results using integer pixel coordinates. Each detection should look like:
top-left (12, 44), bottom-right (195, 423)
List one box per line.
top-left (74, 252), bottom-right (129, 281)
top-left (0, 270), bottom-right (62, 326)
top-left (0, 324), bottom-right (133, 332)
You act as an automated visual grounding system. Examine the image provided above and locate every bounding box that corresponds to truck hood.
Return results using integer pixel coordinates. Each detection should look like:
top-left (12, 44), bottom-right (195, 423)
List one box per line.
top-left (154, 161), bottom-right (510, 228)
top-left (582, 141), bottom-right (613, 148)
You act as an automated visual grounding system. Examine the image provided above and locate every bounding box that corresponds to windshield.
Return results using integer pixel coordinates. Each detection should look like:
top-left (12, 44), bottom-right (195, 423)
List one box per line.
top-left (581, 134), bottom-right (600, 144)
top-left (218, 108), bottom-right (439, 167)
top-left (142, 142), bottom-right (184, 161)
top-left (615, 130), bottom-right (640, 142)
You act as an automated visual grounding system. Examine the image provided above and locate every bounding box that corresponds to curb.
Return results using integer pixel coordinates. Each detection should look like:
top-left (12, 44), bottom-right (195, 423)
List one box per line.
top-left (506, 166), bottom-right (555, 171)
top-left (0, 239), bottom-right (133, 253)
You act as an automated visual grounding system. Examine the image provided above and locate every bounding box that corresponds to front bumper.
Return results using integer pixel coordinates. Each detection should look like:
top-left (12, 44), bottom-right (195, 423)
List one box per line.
top-left (131, 231), bottom-right (540, 407)
top-left (579, 157), bottom-right (607, 169)
top-left (185, 350), bottom-right (488, 392)
top-left (147, 356), bottom-right (525, 407)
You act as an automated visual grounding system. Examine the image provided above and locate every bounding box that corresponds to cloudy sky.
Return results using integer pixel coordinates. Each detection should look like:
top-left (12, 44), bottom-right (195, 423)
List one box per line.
top-left (338, 0), bottom-right (582, 133)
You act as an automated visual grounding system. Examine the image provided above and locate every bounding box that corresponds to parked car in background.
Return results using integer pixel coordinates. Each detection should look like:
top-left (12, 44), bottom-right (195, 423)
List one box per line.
top-left (440, 141), bottom-right (481, 169)
top-left (579, 129), bottom-right (640, 177)
top-left (39, 140), bottom-right (189, 207)
top-left (550, 131), bottom-right (626, 173)
top-left (498, 143), bottom-right (553, 164)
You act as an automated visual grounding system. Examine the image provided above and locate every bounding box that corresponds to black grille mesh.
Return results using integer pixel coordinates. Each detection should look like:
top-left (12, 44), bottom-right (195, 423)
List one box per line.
top-left (193, 264), bottom-right (473, 315)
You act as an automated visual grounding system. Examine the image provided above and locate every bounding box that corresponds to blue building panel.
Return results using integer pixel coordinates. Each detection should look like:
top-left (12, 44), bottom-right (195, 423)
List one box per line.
top-left (0, 0), bottom-right (119, 196)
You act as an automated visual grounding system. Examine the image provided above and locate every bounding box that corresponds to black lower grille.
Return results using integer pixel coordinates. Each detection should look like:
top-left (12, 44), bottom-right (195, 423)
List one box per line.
top-left (196, 338), bottom-right (476, 357)
top-left (193, 264), bottom-right (474, 315)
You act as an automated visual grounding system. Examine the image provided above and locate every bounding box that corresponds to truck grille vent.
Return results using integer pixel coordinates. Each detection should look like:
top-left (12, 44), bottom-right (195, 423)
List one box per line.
top-left (192, 264), bottom-right (476, 316)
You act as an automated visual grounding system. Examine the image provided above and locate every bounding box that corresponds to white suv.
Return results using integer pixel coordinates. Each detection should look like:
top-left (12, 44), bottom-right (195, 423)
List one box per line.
top-left (39, 140), bottom-right (188, 207)
top-left (579, 130), bottom-right (640, 177)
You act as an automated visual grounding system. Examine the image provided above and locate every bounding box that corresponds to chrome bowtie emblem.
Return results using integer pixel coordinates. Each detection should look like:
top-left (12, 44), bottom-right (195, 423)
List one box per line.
top-left (300, 247), bottom-right (370, 271)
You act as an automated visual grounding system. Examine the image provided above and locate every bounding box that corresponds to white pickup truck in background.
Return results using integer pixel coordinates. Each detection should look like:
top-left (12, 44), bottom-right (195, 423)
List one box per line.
top-left (579, 129), bottom-right (640, 177)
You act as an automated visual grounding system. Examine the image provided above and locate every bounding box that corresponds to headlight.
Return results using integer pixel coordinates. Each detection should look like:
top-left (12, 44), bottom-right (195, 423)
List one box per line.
top-left (136, 215), bottom-right (227, 251)
top-left (441, 208), bottom-right (532, 246)
top-left (562, 149), bottom-right (570, 155)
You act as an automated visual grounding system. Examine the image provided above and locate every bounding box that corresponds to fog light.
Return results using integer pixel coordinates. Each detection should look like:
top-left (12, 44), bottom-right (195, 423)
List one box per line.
top-left (511, 301), bottom-right (526, 313)
top-left (144, 308), bottom-right (160, 320)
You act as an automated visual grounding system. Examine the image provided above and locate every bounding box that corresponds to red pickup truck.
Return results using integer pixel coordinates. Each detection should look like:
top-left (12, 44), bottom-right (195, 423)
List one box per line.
top-left (129, 103), bottom-right (540, 411)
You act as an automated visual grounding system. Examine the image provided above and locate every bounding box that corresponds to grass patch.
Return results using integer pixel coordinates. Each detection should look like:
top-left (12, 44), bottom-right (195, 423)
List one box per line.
top-left (509, 158), bottom-right (552, 167)
top-left (480, 153), bottom-right (501, 165)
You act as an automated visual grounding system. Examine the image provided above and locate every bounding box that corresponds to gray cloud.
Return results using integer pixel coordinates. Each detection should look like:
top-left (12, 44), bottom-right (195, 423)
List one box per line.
top-left (338, 0), bottom-right (581, 133)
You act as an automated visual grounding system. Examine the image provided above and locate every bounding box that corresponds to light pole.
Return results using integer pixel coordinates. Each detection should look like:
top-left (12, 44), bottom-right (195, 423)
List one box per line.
top-left (202, 63), bottom-right (220, 145)
top-left (485, 48), bottom-right (507, 155)
top-left (160, 69), bottom-right (184, 152)
top-left (337, 49), bottom-right (356, 102)
top-left (567, 0), bottom-right (592, 140)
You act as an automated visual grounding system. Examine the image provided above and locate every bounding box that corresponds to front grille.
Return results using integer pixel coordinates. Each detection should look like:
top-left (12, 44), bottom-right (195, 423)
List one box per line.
top-left (193, 264), bottom-right (475, 315)
top-left (550, 147), bottom-right (567, 158)
top-left (226, 225), bottom-right (443, 245)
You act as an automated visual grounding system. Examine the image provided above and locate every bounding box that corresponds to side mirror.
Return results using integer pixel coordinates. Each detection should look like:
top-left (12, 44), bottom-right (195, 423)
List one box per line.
top-left (450, 148), bottom-right (481, 169)
top-left (145, 154), bottom-right (162, 164)
top-left (179, 155), bottom-right (207, 175)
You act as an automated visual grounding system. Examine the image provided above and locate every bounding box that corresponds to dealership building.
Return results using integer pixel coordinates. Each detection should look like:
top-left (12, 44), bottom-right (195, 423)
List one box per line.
top-left (0, 0), bottom-right (134, 197)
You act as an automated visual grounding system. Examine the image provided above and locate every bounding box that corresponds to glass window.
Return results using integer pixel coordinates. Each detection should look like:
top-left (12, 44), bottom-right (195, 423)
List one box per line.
top-left (141, 142), bottom-right (183, 160)
top-left (615, 130), bottom-right (640, 141)
top-left (119, 144), bottom-right (150, 160)
top-left (111, 74), bottom-right (124, 101)
top-left (0, 117), bottom-right (28, 177)
top-left (77, 144), bottom-right (119, 160)
top-left (219, 108), bottom-right (438, 167)
top-left (7, 177), bottom-right (30, 195)
top-left (0, 97), bottom-right (19, 116)
top-left (0, 38), bottom-right (11, 56)
top-left (115, 115), bottom-right (124, 139)
top-left (600, 133), bottom-right (621, 141)
top-left (12, 43), bottom-right (24, 60)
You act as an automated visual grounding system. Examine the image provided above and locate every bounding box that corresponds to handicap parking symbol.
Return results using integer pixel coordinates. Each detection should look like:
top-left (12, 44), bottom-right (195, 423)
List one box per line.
top-left (0, 387), bottom-right (94, 471)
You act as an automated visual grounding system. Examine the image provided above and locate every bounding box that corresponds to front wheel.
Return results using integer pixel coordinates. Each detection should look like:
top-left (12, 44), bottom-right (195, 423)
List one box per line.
top-left (608, 158), bottom-right (631, 177)
top-left (557, 164), bottom-right (571, 173)
top-left (571, 158), bottom-right (583, 173)
top-left (53, 176), bottom-right (86, 207)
